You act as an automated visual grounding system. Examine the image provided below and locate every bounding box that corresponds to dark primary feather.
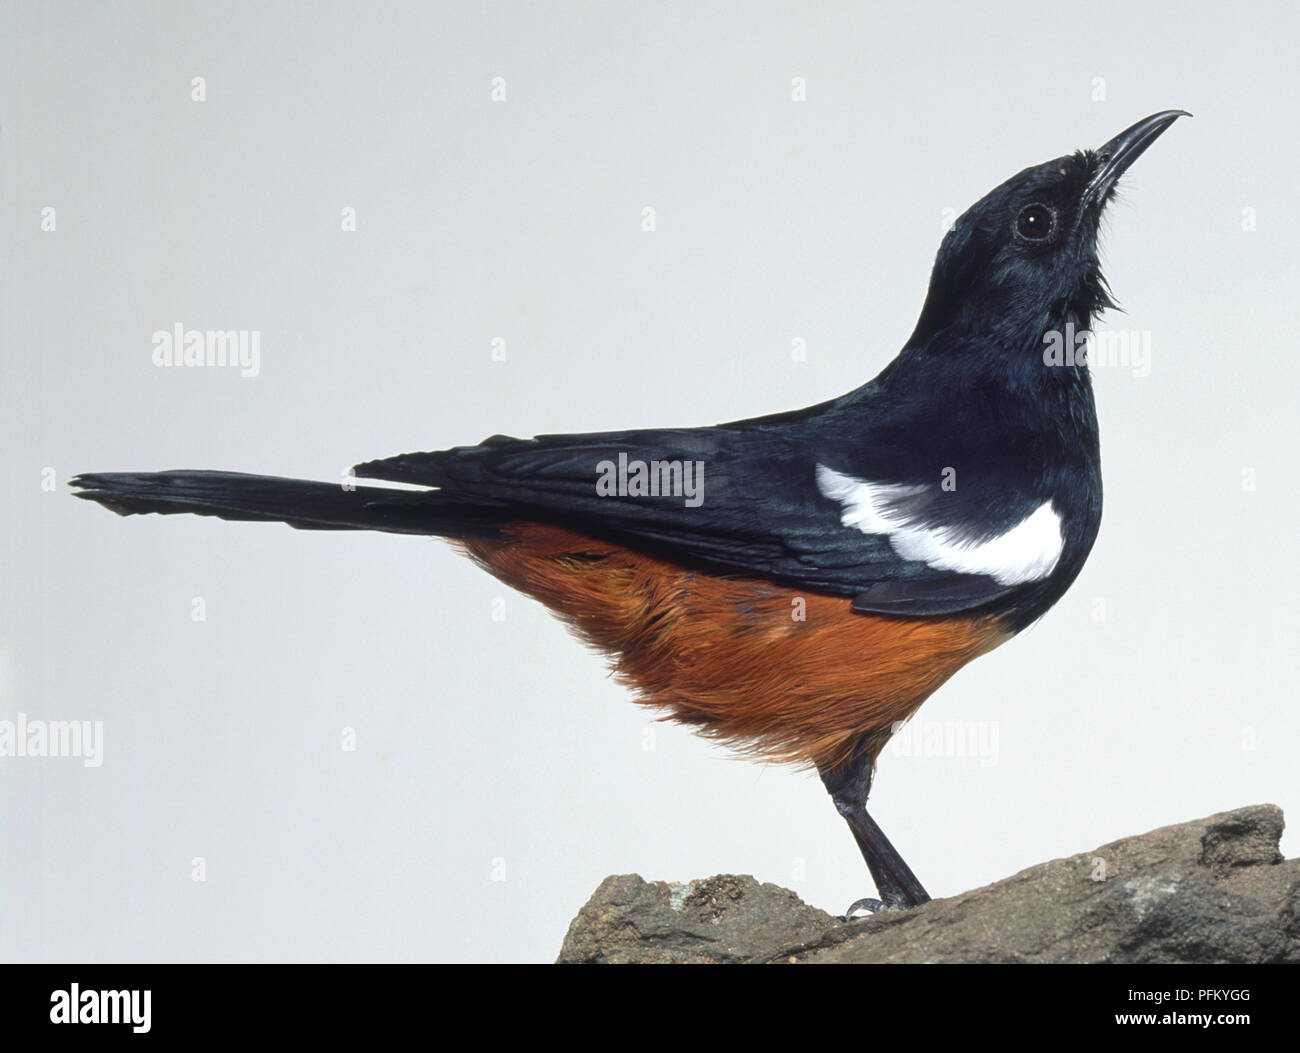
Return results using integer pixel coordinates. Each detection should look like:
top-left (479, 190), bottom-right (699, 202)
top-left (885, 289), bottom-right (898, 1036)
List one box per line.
top-left (348, 342), bottom-right (1087, 621)
top-left (69, 471), bottom-right (505, 537)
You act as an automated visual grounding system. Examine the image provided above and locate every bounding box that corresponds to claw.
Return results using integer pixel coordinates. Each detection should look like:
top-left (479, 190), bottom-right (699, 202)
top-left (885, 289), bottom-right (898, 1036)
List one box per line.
top-left (844, 897), bottom-right (886, 918)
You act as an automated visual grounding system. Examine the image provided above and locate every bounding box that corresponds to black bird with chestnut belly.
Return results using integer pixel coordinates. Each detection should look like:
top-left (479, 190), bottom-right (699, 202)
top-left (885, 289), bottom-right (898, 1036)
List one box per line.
top-left (72, 111), bottom-right (1190, 913)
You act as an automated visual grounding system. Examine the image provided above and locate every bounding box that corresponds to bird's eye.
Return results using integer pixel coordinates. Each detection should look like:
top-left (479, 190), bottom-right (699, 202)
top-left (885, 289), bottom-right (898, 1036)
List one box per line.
top-left (1016, 203), bottom-right (1054, 241)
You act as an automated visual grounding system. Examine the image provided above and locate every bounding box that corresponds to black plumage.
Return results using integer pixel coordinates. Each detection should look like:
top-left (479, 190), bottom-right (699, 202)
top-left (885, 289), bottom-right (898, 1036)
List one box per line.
top-left (70, 111), bottom-right (1189, 912)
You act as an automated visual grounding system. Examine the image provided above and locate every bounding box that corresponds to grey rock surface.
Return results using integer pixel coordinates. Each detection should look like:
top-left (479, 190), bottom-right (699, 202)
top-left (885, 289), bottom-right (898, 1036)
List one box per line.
top-left (557, 805), bottom-right (1300, 963)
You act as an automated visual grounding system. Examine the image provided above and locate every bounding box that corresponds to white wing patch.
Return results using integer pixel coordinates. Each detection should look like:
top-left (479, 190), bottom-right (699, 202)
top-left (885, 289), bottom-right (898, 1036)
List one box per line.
top-left (815, 465), bottom-right (1063, 586)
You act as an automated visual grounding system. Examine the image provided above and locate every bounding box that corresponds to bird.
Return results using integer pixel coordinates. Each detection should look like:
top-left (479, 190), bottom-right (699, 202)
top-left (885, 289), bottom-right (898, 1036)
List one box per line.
top-left (71, 110), bottom-right (1188, 915)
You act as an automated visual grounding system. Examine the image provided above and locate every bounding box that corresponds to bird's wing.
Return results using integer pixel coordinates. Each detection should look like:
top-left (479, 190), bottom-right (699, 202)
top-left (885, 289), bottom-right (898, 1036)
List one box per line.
top-left (354, 382), bottom-right (1061, 617)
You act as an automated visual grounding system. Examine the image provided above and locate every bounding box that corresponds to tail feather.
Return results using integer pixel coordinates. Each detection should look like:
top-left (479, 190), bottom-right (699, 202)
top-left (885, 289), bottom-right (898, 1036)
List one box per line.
top-left (69, 470), bottom-right (505, 538)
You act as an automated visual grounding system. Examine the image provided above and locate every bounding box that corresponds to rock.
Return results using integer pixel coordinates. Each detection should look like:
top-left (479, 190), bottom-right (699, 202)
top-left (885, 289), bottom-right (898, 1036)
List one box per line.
top-left (555, 873), bottom-right (842, 964)
top-left (556, 805), bottom-right (1300, 963)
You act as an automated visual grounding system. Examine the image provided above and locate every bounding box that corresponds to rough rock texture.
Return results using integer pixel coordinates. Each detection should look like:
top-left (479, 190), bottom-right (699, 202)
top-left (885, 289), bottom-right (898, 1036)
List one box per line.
top-left (557, 805), bottom-right (1300, 963)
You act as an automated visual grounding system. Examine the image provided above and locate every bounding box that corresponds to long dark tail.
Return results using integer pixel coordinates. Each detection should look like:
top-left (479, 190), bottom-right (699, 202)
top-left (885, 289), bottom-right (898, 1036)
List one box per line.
top-left (69, 470), bottom-right (505, 538)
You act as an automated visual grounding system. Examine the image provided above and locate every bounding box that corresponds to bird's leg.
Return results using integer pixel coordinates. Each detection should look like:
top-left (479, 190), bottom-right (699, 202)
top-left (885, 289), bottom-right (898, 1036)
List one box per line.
top-left (820, 751), bottom-right (930, 915)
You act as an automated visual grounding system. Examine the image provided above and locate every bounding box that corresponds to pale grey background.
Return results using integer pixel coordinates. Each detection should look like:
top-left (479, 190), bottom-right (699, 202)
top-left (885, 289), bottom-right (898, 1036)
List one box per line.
top-left (3, 1), bottom-right (1297, 962)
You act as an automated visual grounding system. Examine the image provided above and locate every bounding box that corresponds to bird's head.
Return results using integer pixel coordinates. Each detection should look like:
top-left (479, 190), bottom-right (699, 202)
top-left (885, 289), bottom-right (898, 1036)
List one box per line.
top-left (907, 110), bottom-right (1189, 352)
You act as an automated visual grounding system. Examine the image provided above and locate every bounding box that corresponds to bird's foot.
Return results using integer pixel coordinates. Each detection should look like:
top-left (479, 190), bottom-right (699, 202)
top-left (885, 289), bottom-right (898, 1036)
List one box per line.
top-left (844, 887), bottom-right (930, 918)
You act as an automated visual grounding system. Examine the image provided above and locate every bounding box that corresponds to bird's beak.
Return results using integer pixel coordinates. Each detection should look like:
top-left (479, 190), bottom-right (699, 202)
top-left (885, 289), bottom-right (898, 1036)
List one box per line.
top-left (1081, 110), bottom-right (1191, 210)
